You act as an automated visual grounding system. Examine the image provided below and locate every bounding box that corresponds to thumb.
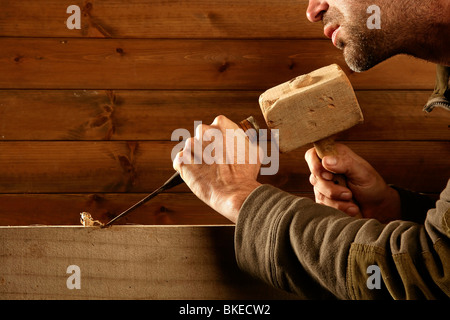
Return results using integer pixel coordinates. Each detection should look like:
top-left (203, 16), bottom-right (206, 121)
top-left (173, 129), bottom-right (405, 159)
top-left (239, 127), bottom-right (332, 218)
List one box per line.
top-left (321, 146), bottom-right (375, 187)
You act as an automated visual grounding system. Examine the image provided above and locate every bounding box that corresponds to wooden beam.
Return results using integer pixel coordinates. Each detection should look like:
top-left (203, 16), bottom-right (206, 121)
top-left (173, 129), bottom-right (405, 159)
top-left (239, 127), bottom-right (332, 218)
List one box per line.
top-left (0, 225), bottom-right (298, 299)
top-left (0, 193), bottom-right (231, 226)
top-left (0, 192), bottom-right (315, 226)
top-left (0, 39), bottom-right (435, 90)
top-left (0, 0), bottom-right (322, 39)
top-left (0, 141), bottom-right (448, 194)
top-left (1, 90), bottom-right (448, 141)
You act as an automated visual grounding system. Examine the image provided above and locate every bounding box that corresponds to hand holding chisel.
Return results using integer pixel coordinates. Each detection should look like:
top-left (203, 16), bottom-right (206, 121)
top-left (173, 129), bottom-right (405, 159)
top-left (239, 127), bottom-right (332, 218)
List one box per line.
top-left (102, 116), bottom-right (259, 227)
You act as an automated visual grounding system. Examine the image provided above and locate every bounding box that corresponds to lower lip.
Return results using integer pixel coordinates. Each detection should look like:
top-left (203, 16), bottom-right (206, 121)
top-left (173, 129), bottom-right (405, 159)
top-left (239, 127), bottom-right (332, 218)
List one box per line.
top-left (332, 27), bottom-right (340, 46)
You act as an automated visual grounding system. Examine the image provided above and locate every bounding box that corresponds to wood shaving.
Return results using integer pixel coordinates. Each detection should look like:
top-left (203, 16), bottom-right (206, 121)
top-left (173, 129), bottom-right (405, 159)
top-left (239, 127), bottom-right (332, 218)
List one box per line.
top-left (80, 212), bottom-right (104, 227)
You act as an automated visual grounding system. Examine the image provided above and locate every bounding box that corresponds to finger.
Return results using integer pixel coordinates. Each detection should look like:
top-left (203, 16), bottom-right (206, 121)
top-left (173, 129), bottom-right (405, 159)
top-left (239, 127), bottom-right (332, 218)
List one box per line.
top-left (314, 188), bottom-right (361, 217)
top-left (173, 150), bottom-right (183, 173)
top-left (211, 115), bottom-right (231, 126)
top-left (310, 172), bottom-right (353, 201)
top-left (195, 123), bottom-right (213, 140)
top-left (212, 115), bottom-right (241, 132)
top-left (313, 187), bottom-right (325, 204)
top-left (313, 176), bottom-right (353, 201)
top-left (305, 148), bottom-right (334, 181)
top-left (179, 138), bottom-right (195, 166)
top-left (183, 137), bottom-right (194, 153)
top-left (321, 143), bottom-right (378, 187)
top-left (309, 173), bottom-right (317, 186)
top-left (182, 137), bottom-right (204, 165)
top-left (211, 115), bottom-right (227, 126)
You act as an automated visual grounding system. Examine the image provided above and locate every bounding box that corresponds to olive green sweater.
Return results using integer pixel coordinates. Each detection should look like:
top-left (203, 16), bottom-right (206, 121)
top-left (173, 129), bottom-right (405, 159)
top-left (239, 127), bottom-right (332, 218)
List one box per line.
top-left (235, 179), bottom-right (450, 299)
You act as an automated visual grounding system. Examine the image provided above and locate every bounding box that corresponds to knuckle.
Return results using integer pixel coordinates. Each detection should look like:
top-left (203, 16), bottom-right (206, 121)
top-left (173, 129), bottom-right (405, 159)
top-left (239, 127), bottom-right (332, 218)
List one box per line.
top-left (316, 180), bottom-right (340, 199)
top-left (328, 188), bottom-right (342, 200)
top-left (196, 124), bottom-right (214, 140)
top-left (194, 124), bottom-right (203, 139)
top-left (173, 151), bottom-right (183, 170)
top-left (309, 174), bottom-right (317, 185)
top-left (304, 148), bottom-right (315, 162)
top-left (336, 202), bottom-right (351, 213)
top-left (184, 137), bottom-right (194, 150)
top-left (306, 152), bottom-right (322, 174)
top-left (314, 189), bottom-right (325, 202)
top-left (213, 115), bottom-right (227, 125)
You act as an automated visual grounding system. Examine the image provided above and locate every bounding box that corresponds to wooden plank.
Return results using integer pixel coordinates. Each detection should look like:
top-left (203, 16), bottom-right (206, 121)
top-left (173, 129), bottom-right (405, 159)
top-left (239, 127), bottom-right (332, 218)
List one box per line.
top-left (0, 90), bottom-right (263, 141)
top-left (0, 38), bottom-right (435, 90)
top-left (0, 0), bottom-right (322, 39)
top-left (0, 193), bottom-right (231, 226)
top-left (343, 91), bottom-right (450, 141)
top-left (1, 90), bottom-right (448, 141)
top-left (1, 191), bottom-right (440, 227)
top-left (0, 192), bottom-right (313, 226)
top-left (0, 225), bottom-right (299, 299)
top-left (0, 141), bottom-right (448, 194)
top-left (0, 192), bottom-right (314, 226)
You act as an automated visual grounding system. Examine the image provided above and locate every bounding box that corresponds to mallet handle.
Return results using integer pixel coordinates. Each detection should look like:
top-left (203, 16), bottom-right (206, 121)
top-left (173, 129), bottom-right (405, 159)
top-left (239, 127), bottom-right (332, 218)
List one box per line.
top-left (313, 136), bottom-right (362, 218)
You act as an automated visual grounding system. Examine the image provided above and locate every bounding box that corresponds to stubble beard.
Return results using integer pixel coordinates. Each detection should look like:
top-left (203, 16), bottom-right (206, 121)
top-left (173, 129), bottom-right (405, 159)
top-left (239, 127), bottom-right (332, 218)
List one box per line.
top-left (339, 25), bottom-right (394, 72)
top-left (325, 8), bottom-right (397, 72)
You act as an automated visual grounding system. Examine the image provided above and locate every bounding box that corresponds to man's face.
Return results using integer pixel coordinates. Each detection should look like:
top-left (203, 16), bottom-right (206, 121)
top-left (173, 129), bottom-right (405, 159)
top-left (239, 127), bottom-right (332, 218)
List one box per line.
top-left (306, 0), bottom-right (399, 72)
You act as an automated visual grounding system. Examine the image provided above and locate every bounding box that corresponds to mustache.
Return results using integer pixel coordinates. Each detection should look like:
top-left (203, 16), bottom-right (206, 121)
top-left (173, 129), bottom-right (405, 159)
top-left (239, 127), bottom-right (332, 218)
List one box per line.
top-left (322, 8), bottom-right (343, 26)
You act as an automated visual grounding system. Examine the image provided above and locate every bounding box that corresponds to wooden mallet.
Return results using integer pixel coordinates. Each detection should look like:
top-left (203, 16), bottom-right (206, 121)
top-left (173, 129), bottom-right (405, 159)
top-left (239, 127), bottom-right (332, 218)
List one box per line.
top-left (259, 64), bottom-right (364, 215)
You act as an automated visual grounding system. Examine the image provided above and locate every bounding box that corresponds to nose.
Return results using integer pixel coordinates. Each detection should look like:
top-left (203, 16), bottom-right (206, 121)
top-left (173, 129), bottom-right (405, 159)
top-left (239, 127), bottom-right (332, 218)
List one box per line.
top-left (306, 0), bottom-right (329, 22)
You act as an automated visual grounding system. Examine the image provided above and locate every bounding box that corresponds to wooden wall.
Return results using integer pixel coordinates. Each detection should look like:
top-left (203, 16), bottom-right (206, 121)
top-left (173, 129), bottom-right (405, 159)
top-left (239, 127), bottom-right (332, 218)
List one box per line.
top-left (0, 0), bottom-right (449, 226)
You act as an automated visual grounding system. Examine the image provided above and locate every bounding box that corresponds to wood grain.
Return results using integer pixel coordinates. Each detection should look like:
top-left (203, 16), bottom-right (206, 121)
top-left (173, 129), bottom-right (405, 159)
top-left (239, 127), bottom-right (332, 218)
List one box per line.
top-left (0, 225), bottom-right (300, 299)
top-left (0, 141), bottom-right (448, 194)
top-left (0, 0), bottom-right (447, 234)
top-left (0, 0), bottom-right (322, 39)
top-left (343, 91), bottom-right (450, 141)
top-left (0, 191), bottom-right (440, 227)
top-left (0, 38), bottom-right (435, 90)
top-left (0, 192), bottom-right (314, 226)
top-left (1, 90), bottom-right (448, 141)
top-left (0, 193), bottom-right (230, 226)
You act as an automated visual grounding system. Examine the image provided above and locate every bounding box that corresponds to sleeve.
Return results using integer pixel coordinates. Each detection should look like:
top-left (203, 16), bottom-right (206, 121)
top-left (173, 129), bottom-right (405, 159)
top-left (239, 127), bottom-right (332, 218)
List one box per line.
top-left (234, 180), bottom-right (450, 300)
top-left (390, 185), bottom-right (436, 224)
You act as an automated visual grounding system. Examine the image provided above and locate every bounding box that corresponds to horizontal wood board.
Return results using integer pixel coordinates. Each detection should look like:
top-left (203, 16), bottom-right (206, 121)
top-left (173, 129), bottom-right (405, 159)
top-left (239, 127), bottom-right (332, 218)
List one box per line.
top-left (0, 38), bottom-right (435, 90)
top-left (0, 0), bottom-right (322, 39)
top-left (0, 225), bottom-right (301, 299)
top-left (0, 141), bottom-right (448, 194)
top-left (0, 90), bottom-right (448, 141)
top-left (0, 193), bottom-right (234, 226)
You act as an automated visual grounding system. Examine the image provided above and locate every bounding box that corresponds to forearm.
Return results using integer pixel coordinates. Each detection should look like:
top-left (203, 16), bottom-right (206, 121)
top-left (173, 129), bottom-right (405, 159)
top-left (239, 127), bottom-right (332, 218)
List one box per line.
top-left (235, 184), bottom-right (356, 299)
top-left (235, 183), bottom-right (450, 299)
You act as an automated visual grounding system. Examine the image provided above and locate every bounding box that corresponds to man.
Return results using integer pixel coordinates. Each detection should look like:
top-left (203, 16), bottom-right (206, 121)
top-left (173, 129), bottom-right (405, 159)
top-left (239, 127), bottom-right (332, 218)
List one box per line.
top-left (173, 0), bottom-right (450, 299)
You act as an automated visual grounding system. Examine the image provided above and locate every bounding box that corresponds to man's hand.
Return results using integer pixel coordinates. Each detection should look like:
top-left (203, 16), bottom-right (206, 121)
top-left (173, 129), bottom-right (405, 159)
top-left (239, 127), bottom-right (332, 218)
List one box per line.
top-left (173, 115), bottom-right (262, 223)
top-left (305, 143), bottom-right (402, 223)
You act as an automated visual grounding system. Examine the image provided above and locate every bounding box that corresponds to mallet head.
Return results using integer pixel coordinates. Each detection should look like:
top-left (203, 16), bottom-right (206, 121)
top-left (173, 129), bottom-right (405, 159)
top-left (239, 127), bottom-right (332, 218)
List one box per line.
top-left (259, 64), bottom-right (363, 153)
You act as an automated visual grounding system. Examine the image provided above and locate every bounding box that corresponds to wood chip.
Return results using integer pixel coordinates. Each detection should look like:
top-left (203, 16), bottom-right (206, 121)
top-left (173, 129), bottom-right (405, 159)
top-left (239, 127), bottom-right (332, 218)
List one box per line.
top-left (80, 212), bottom-right (104, 227)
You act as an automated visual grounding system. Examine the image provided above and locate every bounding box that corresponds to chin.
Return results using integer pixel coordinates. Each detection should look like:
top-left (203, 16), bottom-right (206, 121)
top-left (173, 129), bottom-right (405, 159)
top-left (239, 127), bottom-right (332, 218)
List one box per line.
top-left (343, 45), bottom-right (386, 73)
top-left (345, 59), bottom-right (374, 73)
